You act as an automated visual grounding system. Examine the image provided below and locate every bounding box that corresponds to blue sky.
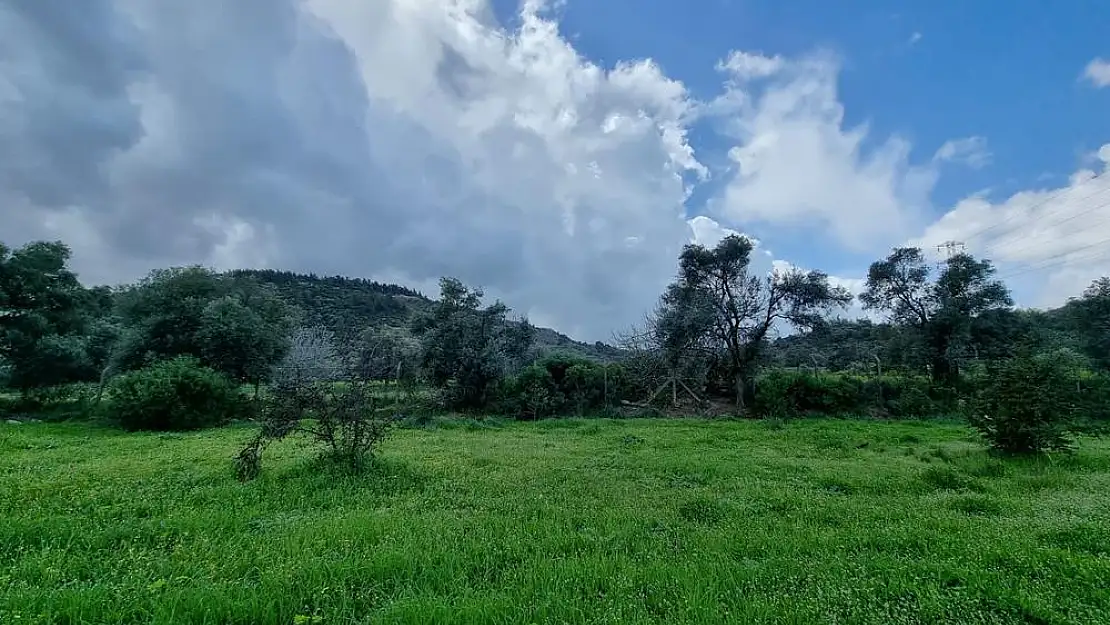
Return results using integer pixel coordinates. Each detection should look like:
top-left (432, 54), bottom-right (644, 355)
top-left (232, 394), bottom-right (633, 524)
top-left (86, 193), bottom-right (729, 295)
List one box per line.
top-left (506, 0), bottom-right (1110, 276)
top-left (3, 0), bottom-right (1109, 340)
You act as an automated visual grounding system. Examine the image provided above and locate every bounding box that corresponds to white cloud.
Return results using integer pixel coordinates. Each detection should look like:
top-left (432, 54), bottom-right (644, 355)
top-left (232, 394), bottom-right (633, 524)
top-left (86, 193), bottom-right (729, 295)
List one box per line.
top-left (716, 50), bottom-right (784, 81)
top-left (688, 215), bottom-right (739, 248)
top-left (1083, 58), bottom-right (1110, 88)
top-left (2, 0), bottom-right (711, 341)
top-left (908, 32), bottom-right (923, 45)
top-left (0, 0), bottom-right (1072, 342)
top-left (706, 52), bottom-right (938, 252)
top-left (912, 143), bottom-right (1110, 308)
top-left (933, 136), bottom-right (992, 169)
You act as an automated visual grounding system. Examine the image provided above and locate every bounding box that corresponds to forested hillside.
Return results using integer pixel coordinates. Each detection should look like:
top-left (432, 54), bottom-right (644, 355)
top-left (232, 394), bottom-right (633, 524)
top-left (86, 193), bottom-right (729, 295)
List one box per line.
top-left (228, 269), bottom-right (625, 362)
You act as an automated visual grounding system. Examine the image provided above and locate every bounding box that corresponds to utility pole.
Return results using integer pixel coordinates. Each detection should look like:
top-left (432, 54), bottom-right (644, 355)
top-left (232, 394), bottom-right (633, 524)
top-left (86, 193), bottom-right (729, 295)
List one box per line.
top-left (936, 240), bottom-right (966, 264)
top-left (935, 240), bottom-right (966, 297)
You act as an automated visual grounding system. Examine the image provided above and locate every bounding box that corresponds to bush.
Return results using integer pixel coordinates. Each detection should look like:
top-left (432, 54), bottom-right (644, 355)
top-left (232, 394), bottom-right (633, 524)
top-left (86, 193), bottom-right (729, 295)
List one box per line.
top-left (754, 370), bottom-right (945, 419)
top-left (109, 356), bottom-right (247, 431)
top-left (236, 344), bottom-right (403, 480)
top-left (496, 353), bottom-right (626, 419)
top-left (861, 375), bottom-right (938, 418)
top-left (969, 355), bottom-right (1079, 454)
top-left (1076, 372), bottom-right (1110, 428)
top-left (754, 371), bottom-right (863, 417)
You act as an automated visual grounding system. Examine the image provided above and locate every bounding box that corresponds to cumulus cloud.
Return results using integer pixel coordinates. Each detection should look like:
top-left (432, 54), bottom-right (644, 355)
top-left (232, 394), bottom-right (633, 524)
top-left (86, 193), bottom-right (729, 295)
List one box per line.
top-left (1083, 58), bottom-right (1110, 88)
top-left (0, 0), bottom-right (1004, 340)
top-left (933, 136), bottom-right (992, 169)
top-left (1, 0), bottom-right (710, 340)
top-left (705, 52), bottom-right (939, 252)
top-left (912, 144), bottom-right (1110, 308)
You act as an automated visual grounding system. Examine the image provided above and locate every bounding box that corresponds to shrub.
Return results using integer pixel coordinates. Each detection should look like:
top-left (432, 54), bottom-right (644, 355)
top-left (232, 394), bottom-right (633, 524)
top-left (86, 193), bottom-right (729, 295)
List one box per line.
top-left (1076, 372), bottom-right (1110, 430)
top-left (754, 371), bottom-right (863, 417)
top-left (236, 336), bottom-right (402, 480)
top-left (968, 355), bottom-right (1079, 454)
top-left (511, 364), bottom-right (561, 419)
top-left (753, 370), bottom-right (948, 419)
top-left (109, 356), bottom-right (247, 431)
top-left (496, 353), bottom-right (626, 418)
top-left (861, 375), bottom-right (938, 417)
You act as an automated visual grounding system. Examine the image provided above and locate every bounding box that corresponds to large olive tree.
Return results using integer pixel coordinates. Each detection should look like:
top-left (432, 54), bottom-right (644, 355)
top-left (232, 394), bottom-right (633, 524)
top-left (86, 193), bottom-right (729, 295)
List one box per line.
top-left (860, 247), bottom-right (1011, 385)
top-left (651, 235), bottom-right (852, 410)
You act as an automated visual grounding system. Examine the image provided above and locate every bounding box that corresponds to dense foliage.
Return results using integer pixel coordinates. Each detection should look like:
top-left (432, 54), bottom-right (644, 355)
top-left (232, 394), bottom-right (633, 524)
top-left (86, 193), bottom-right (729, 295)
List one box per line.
top-left (0, 241), bottom-right (96, 396)
top-left (861, 248), bottom-right (1012, 385)
top-left (113, 266), bottom-right (296, 386)
top-left (4, 233), bottom-right (1110, 456)
top-left (497, 352), bottom-right (629, 418)
top-left (629, 235), bottom-right (851, 411)
top-left (753, 370), bottom-right (940, 419)
top-left (968, 355), bottom-right (1081, 454)
top-left (414, 278), bottom-right (534, 410)
top-left (109, 356), bottom-right (248, 431)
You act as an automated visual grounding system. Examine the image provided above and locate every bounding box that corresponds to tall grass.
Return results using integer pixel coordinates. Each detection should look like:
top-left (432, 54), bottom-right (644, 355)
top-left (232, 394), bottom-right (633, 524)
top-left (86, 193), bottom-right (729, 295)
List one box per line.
top-left (2, 419), bottom-right (1108, 624)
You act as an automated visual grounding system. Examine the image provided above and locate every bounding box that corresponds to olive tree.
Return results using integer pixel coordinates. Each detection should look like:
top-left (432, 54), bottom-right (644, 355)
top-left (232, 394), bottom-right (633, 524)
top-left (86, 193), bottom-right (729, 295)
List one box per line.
top-left (861, 248), bottom-right (1011, 385)
top-left (649, 235), bottom-right (852, 410)
top-left (414, 277), bottom-right (534, 410)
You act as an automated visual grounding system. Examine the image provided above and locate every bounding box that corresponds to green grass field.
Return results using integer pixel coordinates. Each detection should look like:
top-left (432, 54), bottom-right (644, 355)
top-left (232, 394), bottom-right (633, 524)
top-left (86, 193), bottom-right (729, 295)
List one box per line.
top-left (2, 418), bottom-right (1109, 624)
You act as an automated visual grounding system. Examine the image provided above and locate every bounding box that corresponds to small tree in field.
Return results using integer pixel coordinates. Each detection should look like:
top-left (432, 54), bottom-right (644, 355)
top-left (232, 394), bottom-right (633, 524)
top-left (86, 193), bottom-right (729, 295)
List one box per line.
top-left (236, 327), bottom-right (402, 480)
top-left (969, 354), bottom-right (1079, 454)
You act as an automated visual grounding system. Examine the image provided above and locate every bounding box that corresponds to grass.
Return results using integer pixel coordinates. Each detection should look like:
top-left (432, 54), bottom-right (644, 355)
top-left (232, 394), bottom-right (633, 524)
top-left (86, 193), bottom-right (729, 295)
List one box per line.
top-left (2, 418), bottom-right (1109, 624)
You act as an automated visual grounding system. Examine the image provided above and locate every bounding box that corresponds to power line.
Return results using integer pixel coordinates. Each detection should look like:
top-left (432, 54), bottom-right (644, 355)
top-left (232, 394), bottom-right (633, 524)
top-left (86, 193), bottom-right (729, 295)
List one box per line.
top-left (996, 235), bottom-right (1110, 281)
top-left (984, 188), bottom-right (1110, 256)
top-left (960, 172), bottom-right (1108, 248)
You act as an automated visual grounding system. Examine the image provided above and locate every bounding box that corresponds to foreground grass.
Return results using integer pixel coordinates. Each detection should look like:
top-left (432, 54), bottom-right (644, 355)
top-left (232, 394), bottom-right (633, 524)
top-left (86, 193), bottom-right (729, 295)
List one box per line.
top-left (2, 419), bottom-right (1109, 624)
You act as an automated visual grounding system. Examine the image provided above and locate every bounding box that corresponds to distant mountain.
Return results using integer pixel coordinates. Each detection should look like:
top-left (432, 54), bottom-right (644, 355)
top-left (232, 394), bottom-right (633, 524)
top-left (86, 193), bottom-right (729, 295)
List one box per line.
top-left (228, 269), bottom-right (624, 362)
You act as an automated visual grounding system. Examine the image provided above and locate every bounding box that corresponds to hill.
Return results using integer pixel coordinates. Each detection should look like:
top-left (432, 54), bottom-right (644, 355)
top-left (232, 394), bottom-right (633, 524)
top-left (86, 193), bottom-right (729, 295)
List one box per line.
top-left (228, 269), bottom-right (624, 361)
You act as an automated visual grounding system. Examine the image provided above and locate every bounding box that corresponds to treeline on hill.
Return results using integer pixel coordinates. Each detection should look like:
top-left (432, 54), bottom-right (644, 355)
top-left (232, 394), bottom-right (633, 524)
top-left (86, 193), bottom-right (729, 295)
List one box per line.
top-left (228, 269), bottom-right (623, 362)
top-left (3, 235), bottom-right (1110, 468)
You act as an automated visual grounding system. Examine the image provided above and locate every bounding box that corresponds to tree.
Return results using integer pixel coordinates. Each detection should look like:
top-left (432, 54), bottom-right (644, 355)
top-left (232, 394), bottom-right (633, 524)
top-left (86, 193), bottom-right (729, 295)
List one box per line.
top-left (652, 235), bottom-right (852, 410)
top-left (197, 295), bottom-right (293, 393)
top-left (0, 241), bottom-right (90, 395)
top-left (114, 266), bottom-right (295, 384)
top-left (356, 325), bottom-right (421, 383)
top-left (237, 325), bottom-right (401, 479)
top-left (1066, 277), bottom-right (1110, 371)
top-left (414, 277), bottom-right (534, 410)
top-left (861, 248), bottom-right (1011, 385)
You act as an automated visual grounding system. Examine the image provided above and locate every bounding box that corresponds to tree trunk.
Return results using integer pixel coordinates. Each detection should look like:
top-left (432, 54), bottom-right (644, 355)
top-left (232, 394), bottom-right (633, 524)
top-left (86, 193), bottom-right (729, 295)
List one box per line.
top-left (930, 354), bottom-right (959, 386)
top-left (732, 370), bottom-right (757, 415)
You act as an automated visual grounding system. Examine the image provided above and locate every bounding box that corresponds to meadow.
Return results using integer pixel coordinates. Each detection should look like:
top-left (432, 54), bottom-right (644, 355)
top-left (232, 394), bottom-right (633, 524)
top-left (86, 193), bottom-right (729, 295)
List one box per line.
top-left (2, 417), bottom-right (1109, 624)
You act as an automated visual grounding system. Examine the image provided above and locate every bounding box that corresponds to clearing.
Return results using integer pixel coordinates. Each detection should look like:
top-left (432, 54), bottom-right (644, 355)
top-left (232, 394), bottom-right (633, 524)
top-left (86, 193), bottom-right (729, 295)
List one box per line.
top-left (2, 418), bottom-right (1109, 624)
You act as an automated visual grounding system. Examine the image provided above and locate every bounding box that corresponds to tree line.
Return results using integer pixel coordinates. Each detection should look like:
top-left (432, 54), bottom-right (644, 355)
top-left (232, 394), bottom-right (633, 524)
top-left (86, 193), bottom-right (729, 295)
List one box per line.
top-left (3, 235), bottom-right (1109, 456)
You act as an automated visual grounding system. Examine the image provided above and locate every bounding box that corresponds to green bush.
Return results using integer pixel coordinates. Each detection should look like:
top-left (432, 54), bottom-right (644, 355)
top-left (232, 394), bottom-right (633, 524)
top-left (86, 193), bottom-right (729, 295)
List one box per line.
top-left (497, 354), bottom-right (626, 419)
top-left (1076, 372), bottom-right (1110, 427)
top-left (969, 355), bottom-right (1079, 454)
top-left (108, 356), bottom-right (248, 431)
top-left (754, 370), bottom-right (945, 419)
top-left (861, 375), bottom-right (938, 417)
top-left (754, 371), bottom-right (863, 417)
top-left (0, 357), bottom-right (11, 389)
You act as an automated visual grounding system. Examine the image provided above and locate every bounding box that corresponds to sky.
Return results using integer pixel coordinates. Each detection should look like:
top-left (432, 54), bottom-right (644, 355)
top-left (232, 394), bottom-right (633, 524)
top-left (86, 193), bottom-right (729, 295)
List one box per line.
top-left (2, 0), bottom-right (1109, 342)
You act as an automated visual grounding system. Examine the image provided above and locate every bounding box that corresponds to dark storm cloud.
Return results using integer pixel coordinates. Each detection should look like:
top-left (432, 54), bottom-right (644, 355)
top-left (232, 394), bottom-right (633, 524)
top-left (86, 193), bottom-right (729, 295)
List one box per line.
top-left (0, 0), bottom-right (144, 207)
top-left (0, 0), bottom-right (701, 341)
